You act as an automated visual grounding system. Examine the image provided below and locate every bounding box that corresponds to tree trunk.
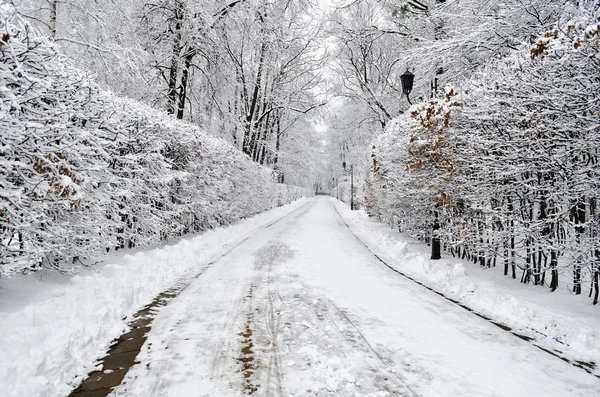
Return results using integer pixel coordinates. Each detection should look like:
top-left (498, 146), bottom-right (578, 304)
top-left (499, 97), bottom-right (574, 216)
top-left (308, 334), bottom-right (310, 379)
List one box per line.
top-left (507, 195), bottom-right (516, 279)
top-left (593, 268), bottom-right (599, 305)
top-left (167, 3), bottom-right (184, 115)
top-left (177, 50), bottom-right (195, 119)
top-left (572, 200), bottom-right (585, 295)
top-left (273, 111), bottom-right (283, 183)
top-left (258, 110), bottom-right (273, 165)
top-left (523, 237), bottom-right (531, 284)
top-left (243, 40), bottom-right (267, 156)
top-left (504, 241), bottom-right (509, 276)
top-left (49, 0), bottom-right (57, 38)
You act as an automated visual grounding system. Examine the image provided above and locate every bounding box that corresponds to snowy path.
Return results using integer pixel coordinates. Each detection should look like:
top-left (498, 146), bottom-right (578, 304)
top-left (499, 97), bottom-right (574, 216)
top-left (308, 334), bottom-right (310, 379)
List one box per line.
top-left (112, 198), bottom-right (599, 397)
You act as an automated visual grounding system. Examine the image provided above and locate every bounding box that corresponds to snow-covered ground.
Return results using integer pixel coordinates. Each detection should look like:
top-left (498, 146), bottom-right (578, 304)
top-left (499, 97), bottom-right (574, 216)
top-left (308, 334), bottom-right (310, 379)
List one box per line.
top-left (0, 199), bottom-right (308, 397)
top-left (2, 197), bottom-right (599, 397)
top-left (112, 198), bottom-right (598, 397)
top-left (333, 199), bottom-right (600, 371)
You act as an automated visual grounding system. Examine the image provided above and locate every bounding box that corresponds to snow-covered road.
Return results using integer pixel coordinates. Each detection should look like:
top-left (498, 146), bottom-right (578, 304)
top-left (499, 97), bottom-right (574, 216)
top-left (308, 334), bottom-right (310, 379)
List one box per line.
top-left (112, 198), bottom-right (599, 397)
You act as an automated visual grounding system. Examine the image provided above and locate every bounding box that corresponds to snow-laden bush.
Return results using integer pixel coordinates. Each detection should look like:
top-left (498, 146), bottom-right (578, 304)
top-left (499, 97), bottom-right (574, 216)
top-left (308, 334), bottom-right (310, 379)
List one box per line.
top-left (366, 2), bottom-right (600, 302)
top-left (0, 14), bottom-right (306, 277)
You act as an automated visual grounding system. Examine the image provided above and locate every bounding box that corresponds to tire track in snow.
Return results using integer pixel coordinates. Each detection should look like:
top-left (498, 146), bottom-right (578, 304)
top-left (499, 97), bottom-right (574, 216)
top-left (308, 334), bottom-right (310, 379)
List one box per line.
top-left (264, 285), bottom-right (286, 397)
top-left (326, 299), bottom-right (386, 364)
top-left (210, 203), bottom-right (313, 385)
top-left (208, 206), bottom-right (313, 394)
top-left (309, 288), bottom-right (421, 396)
top-left (274, 283), bottom-right (420, 396)
top-left (248, 209), bottom-right (419, 396)
top-left (68, 202), bottom-right (312, 397)
top-left (253, 242), bottom-right (293, 397)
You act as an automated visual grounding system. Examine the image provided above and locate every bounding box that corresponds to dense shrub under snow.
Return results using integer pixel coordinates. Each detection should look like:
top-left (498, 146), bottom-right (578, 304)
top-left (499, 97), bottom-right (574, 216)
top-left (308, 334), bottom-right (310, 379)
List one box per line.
top-left (365, 4), bottom-right (600, 303)
top-left (0, 14), bottom-right (306, 277)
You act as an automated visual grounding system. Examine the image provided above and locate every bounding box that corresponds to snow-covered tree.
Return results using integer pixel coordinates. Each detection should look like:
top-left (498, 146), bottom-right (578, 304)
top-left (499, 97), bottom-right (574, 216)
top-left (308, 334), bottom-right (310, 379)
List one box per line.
top-left (0, 13), bottom-right (307, 277)
top-left (364, 1), bottom-right (600, 302)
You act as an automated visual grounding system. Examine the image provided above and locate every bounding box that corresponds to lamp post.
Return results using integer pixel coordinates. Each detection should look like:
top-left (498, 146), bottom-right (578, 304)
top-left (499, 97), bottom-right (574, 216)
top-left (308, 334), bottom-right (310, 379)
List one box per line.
top-left (429, 72), bottom-right (441, 260)
top-left (431, 209), bottom-right (441, 260)
top-left (342, 161), bottom-right (354, 210)
top-left (430, 77), bottom-right (438, 99)
top-left (332, 177), bottom-right (339, 199)
top-left (400, 69), bottom-right (441, 259)
top-left (400, 70), bottom-right (415, 105)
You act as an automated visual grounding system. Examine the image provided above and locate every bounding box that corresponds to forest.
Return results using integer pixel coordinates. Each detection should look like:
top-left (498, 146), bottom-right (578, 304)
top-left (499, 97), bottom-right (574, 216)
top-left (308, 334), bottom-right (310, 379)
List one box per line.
top-left (358, 0), bottom-right (600, 303)
top-left (1, 0), bottom-right (600, 303)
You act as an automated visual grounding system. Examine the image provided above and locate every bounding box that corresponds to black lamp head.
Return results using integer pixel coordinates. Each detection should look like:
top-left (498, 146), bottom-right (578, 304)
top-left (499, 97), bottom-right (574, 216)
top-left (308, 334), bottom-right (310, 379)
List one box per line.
top-left (400, 70), bottom-right (415, 95)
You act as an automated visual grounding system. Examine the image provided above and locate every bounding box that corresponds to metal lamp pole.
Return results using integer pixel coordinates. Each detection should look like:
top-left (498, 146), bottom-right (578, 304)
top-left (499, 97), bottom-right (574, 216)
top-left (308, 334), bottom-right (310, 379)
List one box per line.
top-left (350, 165), bottom-right (354, 210)
top-left (343, 161), bottom-right (354, 210)
top-left (332, 177), bottom-right (340, 199)
top-left (430, 76), bottom-right (441, 260)
top-left (401, 69), bottom-right (441, 260)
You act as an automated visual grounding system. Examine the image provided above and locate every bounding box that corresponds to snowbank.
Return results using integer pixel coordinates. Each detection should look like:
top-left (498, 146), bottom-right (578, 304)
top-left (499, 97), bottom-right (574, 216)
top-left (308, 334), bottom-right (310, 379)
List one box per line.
top-left (0, 199), bottom-right (307, 397)
top-left (333, 199), bottom-right (600, 372)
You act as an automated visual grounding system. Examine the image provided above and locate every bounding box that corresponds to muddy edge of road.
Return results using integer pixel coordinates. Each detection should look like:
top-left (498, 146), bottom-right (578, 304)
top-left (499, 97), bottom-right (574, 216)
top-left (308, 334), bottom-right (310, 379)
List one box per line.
top-left (330, 202), bottom-right (599, 380)
top-left (67, 202), bottom-right (312, 397)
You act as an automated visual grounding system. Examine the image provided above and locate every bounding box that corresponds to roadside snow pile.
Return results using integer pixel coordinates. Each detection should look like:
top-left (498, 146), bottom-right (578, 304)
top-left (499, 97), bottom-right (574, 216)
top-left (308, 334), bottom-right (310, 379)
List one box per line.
top-left (333, 199), bottom-right (600, 370)
top-left (0, 13), bottom-right (305, 277)
top-left (0, 199), bottom-right (307, 397)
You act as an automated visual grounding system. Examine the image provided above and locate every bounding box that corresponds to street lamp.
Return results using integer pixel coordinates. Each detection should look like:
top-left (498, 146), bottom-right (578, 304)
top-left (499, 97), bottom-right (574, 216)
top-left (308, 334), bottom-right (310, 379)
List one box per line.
top-left (342, 161), bottom-right (354, 210)
top-left (400, 69), bottom-right (441, 260)
top-left (332, 177), bottom-right (339, 199)
top-left (400, 70), bottom-right (415, 105)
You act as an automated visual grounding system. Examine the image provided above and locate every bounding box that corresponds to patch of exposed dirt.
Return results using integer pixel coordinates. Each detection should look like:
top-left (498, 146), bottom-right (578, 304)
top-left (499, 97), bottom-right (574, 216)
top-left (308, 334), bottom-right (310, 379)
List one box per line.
top-left (68, 288), bottom-right (182, 397)
top-left (237, 286), bottom-right (259, 395)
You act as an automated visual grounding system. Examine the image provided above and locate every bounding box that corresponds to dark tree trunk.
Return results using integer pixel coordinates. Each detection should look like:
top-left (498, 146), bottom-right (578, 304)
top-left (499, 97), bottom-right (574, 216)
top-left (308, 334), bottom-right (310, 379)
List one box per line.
top-left (507, 196), bottom-right (516, 279)
top-left (243, 41), bottom-right (267, 156)
top-left (258, 110), bottom-right (272, 165)
top-left (534, 246), bottom-right (542, 285)
top-left (593, 264), bottom-right (600, 305)
top-left (167, 3), bottom-right (184, 115)
top-left (431, 209), bottom-right (441, 260)
top-left (49, 0), bottom-right (57, 38)
top-left (523, 237), bottom-right (531, 284)
top-left (177, 50), bottom-right (195, 119)
top-left (572, 201), bottom-right (586, 295)
top-left (273, 111), bottom-right (284, 183)
top-left (504, 241), bottom-right (509, 276)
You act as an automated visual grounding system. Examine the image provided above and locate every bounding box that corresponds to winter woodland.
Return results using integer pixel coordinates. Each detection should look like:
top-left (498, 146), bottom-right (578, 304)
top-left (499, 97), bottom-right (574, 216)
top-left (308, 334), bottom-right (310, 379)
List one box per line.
top-left (1, 0), bottom-right (600, 304)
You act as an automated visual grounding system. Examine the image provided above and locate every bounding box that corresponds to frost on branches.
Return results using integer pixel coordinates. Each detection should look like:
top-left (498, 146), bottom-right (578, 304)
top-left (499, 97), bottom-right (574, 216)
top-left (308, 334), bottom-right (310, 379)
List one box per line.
top-left (365, 3), bottom-right (600, 303)
top-left (0, 14), bottom-right (305, 278)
